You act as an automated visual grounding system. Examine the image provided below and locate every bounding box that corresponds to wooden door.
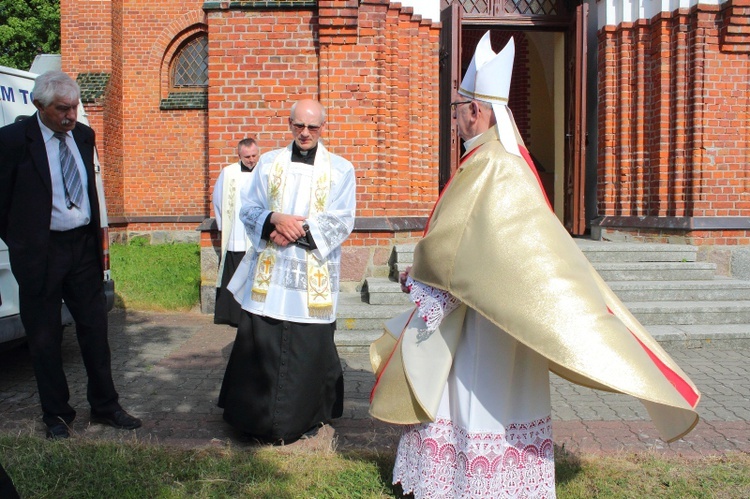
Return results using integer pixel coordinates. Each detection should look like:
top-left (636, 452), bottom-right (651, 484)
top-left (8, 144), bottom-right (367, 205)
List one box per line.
top-left (564, 2), bottom-right (588, 234)
top-left (439, 3), bottom-right (462, 192)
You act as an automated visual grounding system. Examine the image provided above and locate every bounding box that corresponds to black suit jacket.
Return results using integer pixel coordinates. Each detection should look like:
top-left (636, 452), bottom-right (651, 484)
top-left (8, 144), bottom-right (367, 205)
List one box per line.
top-left (0, 114), bottom-right (103, 295)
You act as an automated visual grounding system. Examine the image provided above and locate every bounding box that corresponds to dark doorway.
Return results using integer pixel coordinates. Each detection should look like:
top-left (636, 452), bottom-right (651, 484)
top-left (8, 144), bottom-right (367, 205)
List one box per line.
top-left (439, 0), bottom-right (588, 235)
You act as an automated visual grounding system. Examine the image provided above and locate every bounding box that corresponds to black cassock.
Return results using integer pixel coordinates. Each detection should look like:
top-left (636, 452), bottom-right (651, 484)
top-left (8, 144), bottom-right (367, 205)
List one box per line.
top-left (214, 251), bottom-right (245, 327)
top-left (218, 311), bottom-right (344, 443)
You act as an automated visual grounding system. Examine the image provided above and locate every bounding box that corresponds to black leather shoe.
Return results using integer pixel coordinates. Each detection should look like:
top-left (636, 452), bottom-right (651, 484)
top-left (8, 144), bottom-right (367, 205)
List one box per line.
top-left (46, 423), bottom-right (70, 440)
top-left (90, 409), bottom-right (142, 430)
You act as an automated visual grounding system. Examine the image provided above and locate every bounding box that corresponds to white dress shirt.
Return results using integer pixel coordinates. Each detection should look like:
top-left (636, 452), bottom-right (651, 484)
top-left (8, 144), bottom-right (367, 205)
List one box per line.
top-left (38, 115), bottom-right (91, 231)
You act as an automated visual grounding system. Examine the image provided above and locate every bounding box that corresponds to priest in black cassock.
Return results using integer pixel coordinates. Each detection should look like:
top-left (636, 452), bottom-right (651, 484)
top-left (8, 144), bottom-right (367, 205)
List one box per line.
top-left (218, 99), bottom-right (356, 444)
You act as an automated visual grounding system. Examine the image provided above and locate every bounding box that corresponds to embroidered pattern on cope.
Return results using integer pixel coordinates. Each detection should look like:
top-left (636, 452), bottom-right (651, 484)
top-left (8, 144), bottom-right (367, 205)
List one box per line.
top-left (393, 416), bottom-right (555, 499)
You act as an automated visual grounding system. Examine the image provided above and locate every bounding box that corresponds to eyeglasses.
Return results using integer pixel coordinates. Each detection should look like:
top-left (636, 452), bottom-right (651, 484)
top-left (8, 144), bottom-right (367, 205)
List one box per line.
top-left (450, 100), bottom-right (472, 109)
top-left (290, 122), bottom-right (323, 133)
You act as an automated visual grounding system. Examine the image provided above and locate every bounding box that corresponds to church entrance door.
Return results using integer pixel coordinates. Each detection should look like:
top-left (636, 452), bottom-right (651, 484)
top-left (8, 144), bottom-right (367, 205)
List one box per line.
top-left (439, 0), bottom-right (588, 235)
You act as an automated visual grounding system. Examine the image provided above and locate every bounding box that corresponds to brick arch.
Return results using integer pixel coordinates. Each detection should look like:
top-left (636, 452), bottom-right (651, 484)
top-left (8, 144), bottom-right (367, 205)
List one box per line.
top-left (148, 11), bottom-right (208, 100)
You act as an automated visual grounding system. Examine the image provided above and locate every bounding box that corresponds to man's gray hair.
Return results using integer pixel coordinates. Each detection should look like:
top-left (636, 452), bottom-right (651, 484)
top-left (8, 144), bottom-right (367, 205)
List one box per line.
top-left (474, 99), bottom-right (497, 125)
top-left (32, 71), bottom-right (80, 107)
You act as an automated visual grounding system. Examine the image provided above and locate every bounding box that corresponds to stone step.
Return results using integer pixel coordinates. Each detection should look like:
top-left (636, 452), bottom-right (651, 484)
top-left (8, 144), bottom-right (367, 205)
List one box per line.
top-left (389, 244), bottom-right (416, 279)
top-left (391, 262), bottom-right (408, 279)
top-left (334, 324), bottom-right (750, 353)
top-left (574, 240), bottom-right (698, 263)
top-left (607, 279), bottom-right (750, 302)
top-left (592, 262), bottom-right (717, 281)
top-left (340, 299), bottom-right (750, 327)
top-left (391, 261), bottom-right (720, 284)
top-left (392, 243), bottom-right (416, 260)
top-left (335, 329), bottom-right (384, 354)
top-left (338, 241), bottom-right (750, 353)
top-left (647, 324), bottom-right (750, 348)
top-left (337, 298), bottom-right (411, 331)
top-left (338, 292), bottom-right (368, 305)
top-left (362, 277), bottom-right (411, 305)
top-left (627, 301), bottom-right (750, 325)
top-left (391, 241), bottom-right (701, 264)
top-left (362, 276), bottom-right (750, 307)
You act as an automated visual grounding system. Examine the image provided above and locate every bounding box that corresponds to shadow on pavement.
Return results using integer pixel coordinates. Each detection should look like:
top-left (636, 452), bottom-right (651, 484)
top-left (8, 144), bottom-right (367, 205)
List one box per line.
top-left (0, 308), bottom-right (401, 455)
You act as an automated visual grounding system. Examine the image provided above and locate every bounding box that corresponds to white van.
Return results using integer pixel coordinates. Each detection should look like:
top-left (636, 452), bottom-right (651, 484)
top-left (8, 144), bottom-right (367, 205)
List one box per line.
top-left (0, 64), bottom-right (114, 345)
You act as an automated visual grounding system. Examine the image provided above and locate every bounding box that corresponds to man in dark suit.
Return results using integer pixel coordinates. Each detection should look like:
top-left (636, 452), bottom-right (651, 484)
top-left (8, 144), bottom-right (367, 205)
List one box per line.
top-left (0, 70), bottom-right (141, 439)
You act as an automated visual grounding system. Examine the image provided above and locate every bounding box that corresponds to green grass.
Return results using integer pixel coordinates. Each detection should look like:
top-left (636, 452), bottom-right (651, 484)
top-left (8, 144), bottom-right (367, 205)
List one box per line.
top-left (0, 435), bottom-right (395, 498)
top-left (110, 238), bottom-right (201, 311)
top-left (555, 448), bottom-right (750, 498)
top-left (1, 435), bottom-right (748, 498)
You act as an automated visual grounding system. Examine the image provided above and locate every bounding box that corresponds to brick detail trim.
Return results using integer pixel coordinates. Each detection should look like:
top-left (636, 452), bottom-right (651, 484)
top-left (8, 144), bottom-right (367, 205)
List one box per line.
top-left (147, 12), bottom-right (208, 101)
top-left (319, 0), bottom-right (359, 44)
top-left (721, 0), bottom-right (750, 53)
top-left (597, 4), bottom-right (750, 243)
top-left (203, 0), bottom-right (316, 10)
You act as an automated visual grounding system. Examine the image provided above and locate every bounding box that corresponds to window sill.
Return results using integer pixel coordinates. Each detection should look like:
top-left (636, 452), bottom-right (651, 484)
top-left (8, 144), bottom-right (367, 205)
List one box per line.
top-left (160, 91), bottom-right (208, 110)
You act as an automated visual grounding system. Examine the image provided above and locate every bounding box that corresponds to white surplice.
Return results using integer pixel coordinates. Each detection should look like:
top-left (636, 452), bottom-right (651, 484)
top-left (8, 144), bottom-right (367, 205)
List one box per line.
top-left (393, 279), bottom-right (555, 499)
top-left (227, 143), bottom-right (356, 324)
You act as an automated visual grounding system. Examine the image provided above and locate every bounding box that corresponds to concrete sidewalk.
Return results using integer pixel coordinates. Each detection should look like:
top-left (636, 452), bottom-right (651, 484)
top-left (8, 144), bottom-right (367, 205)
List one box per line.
top-left (0, 309), bottom-right (748, 457)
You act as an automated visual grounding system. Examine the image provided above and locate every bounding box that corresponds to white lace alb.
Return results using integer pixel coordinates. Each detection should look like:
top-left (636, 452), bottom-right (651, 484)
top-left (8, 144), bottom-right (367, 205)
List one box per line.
top-left (407, 276), bottom-right (461, 331)
top-left (393, 416), bottom-right (556, 498)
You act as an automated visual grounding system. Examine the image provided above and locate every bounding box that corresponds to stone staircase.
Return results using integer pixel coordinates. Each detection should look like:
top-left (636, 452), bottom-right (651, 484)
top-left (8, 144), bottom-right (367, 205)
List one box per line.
top-left (334, 239), bottom-right (750, 352)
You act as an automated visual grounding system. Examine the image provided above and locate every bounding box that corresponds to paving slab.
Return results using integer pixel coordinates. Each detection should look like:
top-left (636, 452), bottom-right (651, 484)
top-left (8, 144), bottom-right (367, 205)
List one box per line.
top-left (0, 308), bottom-right (748, 458)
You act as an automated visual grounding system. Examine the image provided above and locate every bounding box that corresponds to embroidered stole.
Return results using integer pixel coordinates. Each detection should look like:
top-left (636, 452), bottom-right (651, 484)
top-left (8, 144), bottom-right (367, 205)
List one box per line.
top-left (217, 163), bottom-right (251, 286)
top-left (251, 148), bottom-right (333, 317)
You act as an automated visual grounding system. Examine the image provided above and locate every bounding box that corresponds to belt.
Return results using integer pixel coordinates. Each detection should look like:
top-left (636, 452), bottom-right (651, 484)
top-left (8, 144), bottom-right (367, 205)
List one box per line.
top-left (50, 224), bottom-right (93, 238)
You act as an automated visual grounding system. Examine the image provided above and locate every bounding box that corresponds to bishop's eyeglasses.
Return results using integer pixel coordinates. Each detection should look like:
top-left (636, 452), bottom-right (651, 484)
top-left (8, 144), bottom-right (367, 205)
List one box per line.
top-left (450, 100), bottom-right (472, 109)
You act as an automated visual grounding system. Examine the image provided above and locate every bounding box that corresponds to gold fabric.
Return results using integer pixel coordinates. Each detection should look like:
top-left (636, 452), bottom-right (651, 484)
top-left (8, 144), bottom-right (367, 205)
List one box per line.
top-left (370, 126), bottom-right (700, 443)
top-left (369, 305), bottom-right (467, 424)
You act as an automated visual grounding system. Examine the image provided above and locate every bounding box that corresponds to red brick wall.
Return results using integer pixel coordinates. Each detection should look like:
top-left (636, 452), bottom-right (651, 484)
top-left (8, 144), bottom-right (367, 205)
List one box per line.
top-left (60, 0), bottom-right (111, 73)
top-left (64, 0), bottom-right (209, 228)
top-left (321, 1), bottom-right (440, 220)
top-left (205, 1), bottom-right (441, 247)
top-left (202, 1), bottom-right (441, 279)
top-left (104, 0), bottom-right (123, 218)
top-left (119, 3), bottom-right (208, 223)
top-left (205, 1), bottom-right (440, 222)
top-left (62, 0), bottom-right (442, 282)
top-left (205, 7), bottom-right (321, 208)
top-left (597, 4), bottom-right (750, 244)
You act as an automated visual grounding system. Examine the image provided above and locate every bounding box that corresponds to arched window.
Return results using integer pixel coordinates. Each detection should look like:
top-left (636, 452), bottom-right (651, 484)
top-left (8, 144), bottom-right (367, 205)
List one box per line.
top-left (161, 33), bottom-right (208, 110)
top-left (171, 35), bottom-right (208, 89)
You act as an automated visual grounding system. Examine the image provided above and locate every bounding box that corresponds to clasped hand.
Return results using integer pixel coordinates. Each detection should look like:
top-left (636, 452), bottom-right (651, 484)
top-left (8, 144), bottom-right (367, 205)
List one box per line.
top-left (270, 212), bottom-right (307, 247)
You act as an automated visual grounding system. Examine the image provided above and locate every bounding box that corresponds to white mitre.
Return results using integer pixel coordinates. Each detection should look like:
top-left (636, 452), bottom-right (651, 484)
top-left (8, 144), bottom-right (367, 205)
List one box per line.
top-left (458, 32), bottom-right (520, 157)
